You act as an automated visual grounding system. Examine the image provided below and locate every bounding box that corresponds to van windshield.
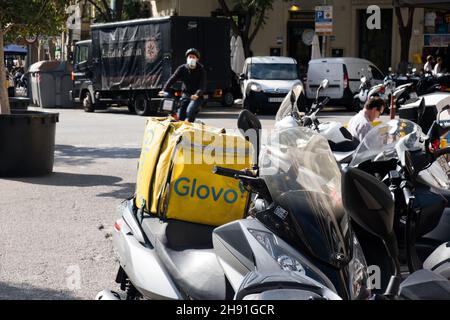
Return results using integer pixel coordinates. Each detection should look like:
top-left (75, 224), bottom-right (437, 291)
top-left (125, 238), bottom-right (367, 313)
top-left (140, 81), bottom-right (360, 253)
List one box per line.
top-left (250, 63), bottom-right (298, 80)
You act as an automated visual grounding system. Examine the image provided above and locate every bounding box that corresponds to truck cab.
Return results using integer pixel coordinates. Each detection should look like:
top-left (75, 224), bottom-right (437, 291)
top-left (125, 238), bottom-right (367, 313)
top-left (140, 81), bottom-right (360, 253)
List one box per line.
top-left (70, 40), bottom-right (98, 112)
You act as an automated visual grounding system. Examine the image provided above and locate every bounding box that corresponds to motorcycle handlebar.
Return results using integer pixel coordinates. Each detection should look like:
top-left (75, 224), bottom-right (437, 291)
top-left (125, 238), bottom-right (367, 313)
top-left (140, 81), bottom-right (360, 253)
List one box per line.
top-left (212, 166), bottom-right (242, 178)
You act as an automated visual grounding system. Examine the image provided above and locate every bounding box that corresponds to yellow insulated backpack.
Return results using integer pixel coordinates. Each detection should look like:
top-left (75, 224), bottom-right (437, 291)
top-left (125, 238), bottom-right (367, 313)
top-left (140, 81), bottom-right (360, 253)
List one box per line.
top-left (135, 117), bottom-right (252, 226)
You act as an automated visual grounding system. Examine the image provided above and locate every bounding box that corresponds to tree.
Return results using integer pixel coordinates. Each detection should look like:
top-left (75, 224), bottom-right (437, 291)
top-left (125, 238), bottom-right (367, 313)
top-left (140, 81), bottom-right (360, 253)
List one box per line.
top-left (0, 0), bottom-right (68, 114)
top-left (83, 0), bottom-right (150, 23)
top-left (218, 0), bottom-right (277, 58)
top-left (395, 6), bottom-right (415, 74)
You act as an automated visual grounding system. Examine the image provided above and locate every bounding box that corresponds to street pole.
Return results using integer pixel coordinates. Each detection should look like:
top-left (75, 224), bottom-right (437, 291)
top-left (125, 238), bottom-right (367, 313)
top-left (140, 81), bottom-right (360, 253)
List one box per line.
top-left (322, 0), bottom-right (327, 57)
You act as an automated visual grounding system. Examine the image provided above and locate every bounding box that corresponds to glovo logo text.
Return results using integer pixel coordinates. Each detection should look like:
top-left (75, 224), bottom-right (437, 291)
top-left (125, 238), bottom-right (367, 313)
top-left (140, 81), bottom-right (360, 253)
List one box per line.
top-left (173, 178), bottom-right (243, 204)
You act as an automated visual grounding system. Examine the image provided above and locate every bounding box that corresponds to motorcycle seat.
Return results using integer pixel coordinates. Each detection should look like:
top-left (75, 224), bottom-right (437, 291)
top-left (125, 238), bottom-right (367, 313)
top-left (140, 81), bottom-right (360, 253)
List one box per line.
top-left (140, 215), bottom-right (231, 300)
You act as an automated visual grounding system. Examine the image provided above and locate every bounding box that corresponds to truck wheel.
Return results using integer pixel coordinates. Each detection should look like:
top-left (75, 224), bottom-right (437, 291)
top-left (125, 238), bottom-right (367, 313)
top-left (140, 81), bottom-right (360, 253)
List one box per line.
top-left (134, 94), bottom-right (151, 116)
top-left (221, 91), bottom-right (235, 107)
top-left (83, 92), bottom-right (94, 113)
top-left (127, 104), bottom-right (136, 114)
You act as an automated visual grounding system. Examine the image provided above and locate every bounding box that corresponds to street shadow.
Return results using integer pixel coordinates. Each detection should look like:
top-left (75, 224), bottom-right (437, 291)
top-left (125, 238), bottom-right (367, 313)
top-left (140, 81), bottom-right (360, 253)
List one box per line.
top-left (0, 282), bottom-right (80, 300)
top-left (8, 172), bottom-right (134, 200)
top-left (55, 145), bottom-right (141, 167)
top-left (9, 172), bottom-right (123, 188)
top-left (97, 182), bottom-right (135, 199)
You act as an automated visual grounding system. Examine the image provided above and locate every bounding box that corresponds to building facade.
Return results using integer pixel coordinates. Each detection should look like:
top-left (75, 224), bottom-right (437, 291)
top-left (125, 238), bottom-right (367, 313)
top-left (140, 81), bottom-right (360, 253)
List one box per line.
top-left (149, 0), bottom-right (433, 74)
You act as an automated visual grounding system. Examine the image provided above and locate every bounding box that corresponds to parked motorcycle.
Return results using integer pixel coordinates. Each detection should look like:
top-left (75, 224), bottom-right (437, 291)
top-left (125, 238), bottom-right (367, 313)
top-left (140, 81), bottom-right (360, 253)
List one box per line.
top-left (276, 80), bottom-right (359, 165)
top-left (348, 117), bottom-right (450, 293)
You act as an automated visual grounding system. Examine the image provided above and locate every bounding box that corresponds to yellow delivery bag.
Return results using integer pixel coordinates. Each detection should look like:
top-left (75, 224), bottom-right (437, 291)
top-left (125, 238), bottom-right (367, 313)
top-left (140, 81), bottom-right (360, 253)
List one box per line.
top-left (135, 117), bottom-right (252, 226)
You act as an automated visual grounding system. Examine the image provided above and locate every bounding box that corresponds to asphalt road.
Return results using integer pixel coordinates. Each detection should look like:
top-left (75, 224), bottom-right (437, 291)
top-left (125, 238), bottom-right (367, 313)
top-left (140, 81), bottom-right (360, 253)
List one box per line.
top-left (0, 104), bottom-right (388, 300)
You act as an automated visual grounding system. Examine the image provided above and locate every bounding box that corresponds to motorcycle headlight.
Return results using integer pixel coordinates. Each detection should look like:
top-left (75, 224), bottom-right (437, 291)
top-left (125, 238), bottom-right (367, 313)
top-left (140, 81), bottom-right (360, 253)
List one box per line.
top-left (348, 235), bottom-right (371, 300)
top-left (250, 83), bottom-right (262, 92)
top-left (248, 229), bottom-right (305, 274)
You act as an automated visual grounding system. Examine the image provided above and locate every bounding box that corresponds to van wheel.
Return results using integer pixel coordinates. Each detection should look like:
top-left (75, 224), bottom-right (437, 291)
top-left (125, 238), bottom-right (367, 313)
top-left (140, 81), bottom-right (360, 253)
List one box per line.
top-left (221, 91), bottom-right (235, 107)
top-left (83, 92), bottom-right (94, 113)
top-left (134, 93), bottom-right (151, 116)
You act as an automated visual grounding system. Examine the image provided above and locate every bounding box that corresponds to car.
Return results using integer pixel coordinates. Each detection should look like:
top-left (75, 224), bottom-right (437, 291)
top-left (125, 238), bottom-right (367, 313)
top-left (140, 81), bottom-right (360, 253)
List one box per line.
top-left (305, 57), bottom-right (385, 111)
top-left (239, 56), bottom-right (302, 113)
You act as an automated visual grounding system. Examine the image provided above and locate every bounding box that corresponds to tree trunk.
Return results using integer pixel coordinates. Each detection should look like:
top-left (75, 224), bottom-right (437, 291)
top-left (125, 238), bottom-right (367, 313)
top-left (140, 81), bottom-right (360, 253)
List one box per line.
top-left (0, 28), bottom-right (11, 114)
top-left (115, 0), bottom-right (124, 20)
top-left (395, 7), bottom-right (414, 74)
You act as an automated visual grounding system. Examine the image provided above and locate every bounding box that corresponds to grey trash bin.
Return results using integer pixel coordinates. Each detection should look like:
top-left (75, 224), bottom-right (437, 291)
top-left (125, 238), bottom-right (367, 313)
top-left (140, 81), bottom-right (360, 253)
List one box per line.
top-left (29, 61), bottom-right (73, 108)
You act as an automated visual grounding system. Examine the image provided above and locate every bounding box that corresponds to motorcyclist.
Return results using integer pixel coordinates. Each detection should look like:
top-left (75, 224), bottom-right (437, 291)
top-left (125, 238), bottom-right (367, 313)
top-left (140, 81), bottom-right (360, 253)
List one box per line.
top-left (159, 48), bottom-right (207, 122)
top-left (347, 97), bottom-right (385, 142)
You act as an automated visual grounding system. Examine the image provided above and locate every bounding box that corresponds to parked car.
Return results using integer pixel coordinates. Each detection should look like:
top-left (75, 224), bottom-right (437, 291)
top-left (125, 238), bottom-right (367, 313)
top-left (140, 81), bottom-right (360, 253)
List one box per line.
top-left (306, 57), bottom-right (385, 110)
top-left (240, 56), bottom-right (302, 113)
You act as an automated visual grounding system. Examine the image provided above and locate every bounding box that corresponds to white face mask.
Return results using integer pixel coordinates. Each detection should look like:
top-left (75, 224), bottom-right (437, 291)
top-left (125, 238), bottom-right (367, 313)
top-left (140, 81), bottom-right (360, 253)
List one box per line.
top-left (187, 57), bottom-right (197, 69)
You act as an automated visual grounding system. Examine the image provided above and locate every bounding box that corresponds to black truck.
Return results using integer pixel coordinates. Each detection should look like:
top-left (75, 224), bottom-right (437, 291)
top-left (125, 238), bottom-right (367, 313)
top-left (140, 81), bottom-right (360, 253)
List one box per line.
top-left (70, 16), bottom-right (234, 115)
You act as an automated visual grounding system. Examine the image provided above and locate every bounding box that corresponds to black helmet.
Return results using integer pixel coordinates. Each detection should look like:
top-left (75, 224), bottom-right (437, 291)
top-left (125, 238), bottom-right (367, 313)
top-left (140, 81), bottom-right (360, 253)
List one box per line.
top-left (185, 48), bottom-right (200, 59)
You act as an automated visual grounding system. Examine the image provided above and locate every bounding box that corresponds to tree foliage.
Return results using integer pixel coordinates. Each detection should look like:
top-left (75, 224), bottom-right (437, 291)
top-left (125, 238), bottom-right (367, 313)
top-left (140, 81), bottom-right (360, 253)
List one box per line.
top-left (0, 0), bottom-right (68, 114)
top-left (218, 0), bottom-right (281, 58)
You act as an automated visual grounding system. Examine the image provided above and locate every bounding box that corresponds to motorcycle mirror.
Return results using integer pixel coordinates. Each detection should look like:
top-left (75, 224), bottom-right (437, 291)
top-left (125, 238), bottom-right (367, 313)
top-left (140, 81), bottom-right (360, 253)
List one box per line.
top-left (341, 167), bottom-right (395, 244)
top-left (238, 110), bottom-right (262, 167)
top-left (389, 67), bottom-right (393, 72)
top-left (361, 76), bottom-right (367, 83)
top-left (321, 79), bottom-right (329, 90)
top-left (412, 68), bottom-right (417, 74)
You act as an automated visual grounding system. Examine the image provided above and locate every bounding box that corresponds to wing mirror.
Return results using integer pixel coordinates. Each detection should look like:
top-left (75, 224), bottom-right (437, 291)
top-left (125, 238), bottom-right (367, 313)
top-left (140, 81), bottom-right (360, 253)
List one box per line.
top-left (321, 79), bottom-right (329, 90)
top-left (239, 73), bottom-right (247, 81)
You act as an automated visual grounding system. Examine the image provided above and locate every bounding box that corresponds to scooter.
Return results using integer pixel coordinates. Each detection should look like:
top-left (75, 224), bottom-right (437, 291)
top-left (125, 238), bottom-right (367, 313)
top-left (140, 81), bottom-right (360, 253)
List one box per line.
top-left (99, 107), bottom-right (450, 300)
top-left (276, 80), bottom-right (359, 165)
top-left (97, 110), bottom-right (366, 300)
top-left (348, 116), bottom-right (450, 293)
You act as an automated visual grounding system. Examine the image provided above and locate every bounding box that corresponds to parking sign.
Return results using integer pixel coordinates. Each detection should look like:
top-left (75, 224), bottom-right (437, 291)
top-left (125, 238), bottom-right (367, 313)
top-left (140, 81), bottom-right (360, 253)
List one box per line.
top-left (315, 6), bottom-right (333, 35)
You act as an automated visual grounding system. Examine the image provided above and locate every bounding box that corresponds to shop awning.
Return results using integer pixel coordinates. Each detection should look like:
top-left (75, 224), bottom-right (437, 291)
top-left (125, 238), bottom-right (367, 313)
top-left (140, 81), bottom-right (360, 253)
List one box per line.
top-left (4, 44), bottom-right (27, 55)
top-left (394, 0), bottom-right (450, 10)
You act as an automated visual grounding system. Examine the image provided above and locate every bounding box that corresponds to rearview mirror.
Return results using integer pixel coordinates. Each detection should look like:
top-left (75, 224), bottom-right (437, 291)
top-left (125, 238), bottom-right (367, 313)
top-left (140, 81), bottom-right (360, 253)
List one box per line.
top-left (341, 167), bottom-right (395, 240)
top-left (321, 79), bottom-right (329, 90)
top-left (417, 97), bottom-right (426, 124)
top-left (238, 110), bottom-right (262, 167)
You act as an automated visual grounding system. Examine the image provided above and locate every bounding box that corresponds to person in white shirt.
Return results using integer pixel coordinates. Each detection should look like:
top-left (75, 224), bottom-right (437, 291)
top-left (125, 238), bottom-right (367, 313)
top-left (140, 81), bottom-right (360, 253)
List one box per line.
top-left (433, 57), bottom-right (443, 76)
top-left (423, 55), bottom-right (434, 74)
top-left (348, 97), bottom-right (385, 142)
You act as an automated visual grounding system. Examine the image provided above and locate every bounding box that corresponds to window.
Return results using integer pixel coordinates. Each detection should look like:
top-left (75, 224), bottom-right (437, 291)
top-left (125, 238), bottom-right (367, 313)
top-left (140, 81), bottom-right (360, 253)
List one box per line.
top-left (249, 63), bottom-right (298, 80)
top-left (76, 45), bottom-right (89, 64)
top-left (370, 65), bottom-right (385, 80)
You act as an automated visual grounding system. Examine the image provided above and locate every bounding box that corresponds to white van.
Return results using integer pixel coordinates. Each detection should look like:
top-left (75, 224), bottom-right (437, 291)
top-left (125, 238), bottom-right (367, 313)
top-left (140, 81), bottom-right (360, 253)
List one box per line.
top-left (306, 58), bottom-right (385, 110)
top-left (240, 56), bottom-right (302, 112)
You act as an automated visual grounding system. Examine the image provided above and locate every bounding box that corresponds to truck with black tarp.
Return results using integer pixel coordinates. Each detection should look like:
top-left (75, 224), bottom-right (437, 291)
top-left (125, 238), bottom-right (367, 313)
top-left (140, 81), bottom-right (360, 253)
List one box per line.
top-left (70, 16), bottom-right (234, 115)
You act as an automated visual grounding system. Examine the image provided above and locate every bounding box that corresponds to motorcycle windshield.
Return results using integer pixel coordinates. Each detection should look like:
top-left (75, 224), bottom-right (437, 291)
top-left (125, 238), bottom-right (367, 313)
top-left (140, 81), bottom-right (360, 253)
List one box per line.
top-left (349, 119), bottom-right (424, 167)
top-left (275, 84), bottom-right (304, 122)
top-left (260, 126), bottom-right (352, 267)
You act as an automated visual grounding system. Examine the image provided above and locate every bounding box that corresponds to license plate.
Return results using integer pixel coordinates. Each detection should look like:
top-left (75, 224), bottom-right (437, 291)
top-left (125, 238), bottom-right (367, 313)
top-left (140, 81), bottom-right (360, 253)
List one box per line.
top-left (162, 99), bottom-right (174, 112)
top-left (269, 97), bottom-right (284, 103)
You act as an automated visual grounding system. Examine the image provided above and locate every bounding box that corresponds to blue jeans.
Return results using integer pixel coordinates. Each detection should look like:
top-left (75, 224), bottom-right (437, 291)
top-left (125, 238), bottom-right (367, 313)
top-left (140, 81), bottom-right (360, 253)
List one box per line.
top-left (178, 95), bottom-right (203, 122)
